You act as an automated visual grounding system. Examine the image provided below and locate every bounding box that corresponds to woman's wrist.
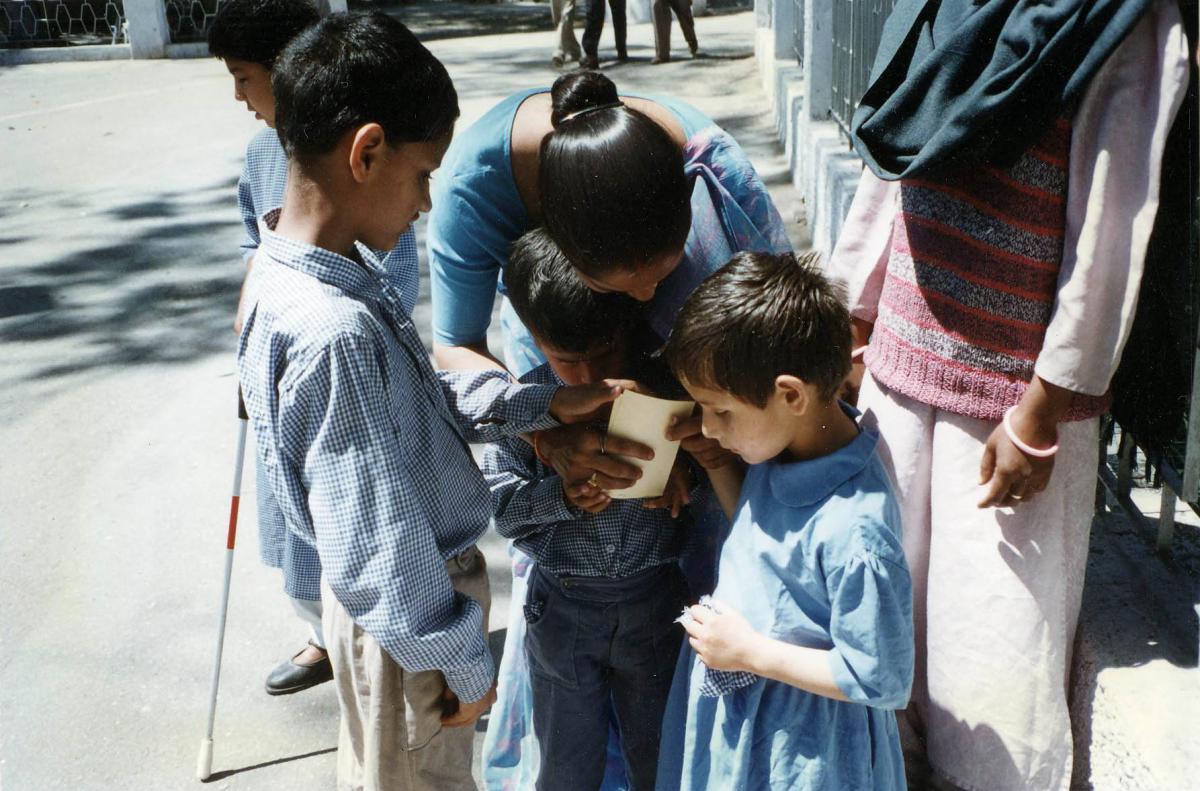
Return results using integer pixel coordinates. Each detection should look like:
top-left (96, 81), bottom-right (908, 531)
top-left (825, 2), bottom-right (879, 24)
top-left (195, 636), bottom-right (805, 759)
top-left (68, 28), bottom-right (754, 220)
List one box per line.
top-left (1009, 376), bottom-right (1073, 449)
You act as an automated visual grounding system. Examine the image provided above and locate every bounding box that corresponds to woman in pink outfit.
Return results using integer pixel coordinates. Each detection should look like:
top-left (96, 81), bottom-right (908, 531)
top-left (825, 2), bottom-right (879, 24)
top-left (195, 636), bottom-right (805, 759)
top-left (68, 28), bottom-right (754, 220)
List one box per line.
top-left (828, 2), bottom-right (1190, 789)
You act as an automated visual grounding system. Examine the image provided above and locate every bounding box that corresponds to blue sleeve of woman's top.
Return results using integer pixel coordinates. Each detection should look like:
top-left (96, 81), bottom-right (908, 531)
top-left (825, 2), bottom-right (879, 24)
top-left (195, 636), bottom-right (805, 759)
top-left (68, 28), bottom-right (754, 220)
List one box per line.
top-left (426, 168), bottom-right (519, 346)
top-left (427, 91), bottom-right (536, 348)
top-left (824, 540), bottom-right (915, 710)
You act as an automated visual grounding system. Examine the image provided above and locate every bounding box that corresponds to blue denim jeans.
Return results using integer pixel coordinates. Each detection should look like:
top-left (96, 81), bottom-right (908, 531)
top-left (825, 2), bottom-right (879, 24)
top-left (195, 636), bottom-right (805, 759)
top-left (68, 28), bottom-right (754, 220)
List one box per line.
top-left (525, 564), bottom-right (688, 790)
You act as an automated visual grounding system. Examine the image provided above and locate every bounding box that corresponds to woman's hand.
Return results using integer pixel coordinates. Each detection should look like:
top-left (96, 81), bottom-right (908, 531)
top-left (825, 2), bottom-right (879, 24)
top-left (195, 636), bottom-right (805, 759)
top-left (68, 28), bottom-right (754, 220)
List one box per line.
top-left (536, 424), bottom-right (653, 491)
top-left (839, 317), bottom-right (874, 406)
top-left (978, 381), bottom-right (1067, 508)
top-left (680, 599), bottom-right (762, 673)
top-left (978, 423), bottom-right (1055, 508)
top-left (642, 458), bottom-right (693, 518)
top-left (667, 414), bottom-right (736, 470)
top-left (839, 361), bottom-right (867, 406)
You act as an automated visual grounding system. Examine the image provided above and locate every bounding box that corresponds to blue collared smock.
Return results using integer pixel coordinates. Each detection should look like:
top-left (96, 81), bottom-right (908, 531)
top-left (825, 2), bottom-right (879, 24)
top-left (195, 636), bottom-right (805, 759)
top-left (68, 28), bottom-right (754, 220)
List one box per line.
top-left (656, 422), bottom-right (914, 791)
top-left (237, 127), bottom-right (422, 601)
top-left (237, 217), bottom-right (559, 701)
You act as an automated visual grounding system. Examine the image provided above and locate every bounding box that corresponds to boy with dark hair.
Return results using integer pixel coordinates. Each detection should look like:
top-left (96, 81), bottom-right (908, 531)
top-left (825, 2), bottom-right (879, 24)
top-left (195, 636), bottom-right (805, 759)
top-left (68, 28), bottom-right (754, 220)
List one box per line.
top-left (482, 228), bottom-right (692, 791)
top-left (237, 15), bottom-right (624, 788)
top-left (655, 251), bottom-right (913, 790)
top-left (209, 0), bottom-right (336, 695)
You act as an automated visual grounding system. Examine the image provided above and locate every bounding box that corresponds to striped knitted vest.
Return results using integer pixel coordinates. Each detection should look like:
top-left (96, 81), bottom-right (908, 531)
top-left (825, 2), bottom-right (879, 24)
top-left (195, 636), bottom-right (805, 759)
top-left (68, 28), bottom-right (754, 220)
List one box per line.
top-left (866, 118), bottom-right (1108, 423)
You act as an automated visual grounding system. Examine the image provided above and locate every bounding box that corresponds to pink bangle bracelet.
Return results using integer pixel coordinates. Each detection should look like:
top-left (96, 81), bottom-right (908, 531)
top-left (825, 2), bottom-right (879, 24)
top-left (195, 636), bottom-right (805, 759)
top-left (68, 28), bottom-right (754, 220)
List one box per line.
top-left (1003, 406), bottom-right (1058, 458)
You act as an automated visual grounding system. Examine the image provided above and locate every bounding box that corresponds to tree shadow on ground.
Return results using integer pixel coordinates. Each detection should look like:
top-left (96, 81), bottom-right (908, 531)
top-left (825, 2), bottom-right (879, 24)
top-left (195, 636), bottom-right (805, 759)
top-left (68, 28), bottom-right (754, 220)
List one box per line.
top-left (0, 175), bottom-right (247, 386)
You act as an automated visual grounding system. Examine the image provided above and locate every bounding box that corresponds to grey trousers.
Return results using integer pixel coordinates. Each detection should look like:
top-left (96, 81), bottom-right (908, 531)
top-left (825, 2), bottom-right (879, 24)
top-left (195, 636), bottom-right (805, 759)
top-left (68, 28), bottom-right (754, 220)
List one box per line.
top-left (652, 0), bottom-right (697, 60)
top-left (323, 547), bottom-right (491, 791)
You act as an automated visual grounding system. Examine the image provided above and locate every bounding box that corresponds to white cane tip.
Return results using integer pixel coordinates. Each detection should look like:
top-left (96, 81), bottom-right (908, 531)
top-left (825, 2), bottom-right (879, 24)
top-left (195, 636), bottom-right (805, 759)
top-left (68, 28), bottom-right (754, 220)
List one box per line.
top-left (197, 738), bottom-right (214, 781)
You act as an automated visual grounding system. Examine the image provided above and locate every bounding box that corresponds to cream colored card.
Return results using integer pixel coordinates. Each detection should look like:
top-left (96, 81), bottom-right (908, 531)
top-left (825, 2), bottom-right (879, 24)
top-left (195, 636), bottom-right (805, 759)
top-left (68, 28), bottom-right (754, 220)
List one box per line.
top-left (604, 390), bottom-right (696, 500)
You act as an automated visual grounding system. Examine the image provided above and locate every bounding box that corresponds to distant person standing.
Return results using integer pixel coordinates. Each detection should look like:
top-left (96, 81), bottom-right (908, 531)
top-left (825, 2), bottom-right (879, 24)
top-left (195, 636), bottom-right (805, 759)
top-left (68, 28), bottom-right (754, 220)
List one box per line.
top-left (581, 0), bottom-right (627, 69)
top-left (550, 0), bottom-right (582, 68)
top-left (652, 0), bottom-right (698, 64)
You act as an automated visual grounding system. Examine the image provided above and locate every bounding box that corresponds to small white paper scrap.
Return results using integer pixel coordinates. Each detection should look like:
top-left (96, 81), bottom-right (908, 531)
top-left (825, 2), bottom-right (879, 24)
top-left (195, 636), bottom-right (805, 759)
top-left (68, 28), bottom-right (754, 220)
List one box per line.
top-left (604, 390), bottom-right (695, 500)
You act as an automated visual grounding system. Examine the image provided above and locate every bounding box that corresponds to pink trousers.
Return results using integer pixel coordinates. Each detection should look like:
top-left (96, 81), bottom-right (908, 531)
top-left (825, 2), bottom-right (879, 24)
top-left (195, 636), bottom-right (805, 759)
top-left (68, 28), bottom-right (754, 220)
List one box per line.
top-left (858, 372), bottom-right (1099, 791)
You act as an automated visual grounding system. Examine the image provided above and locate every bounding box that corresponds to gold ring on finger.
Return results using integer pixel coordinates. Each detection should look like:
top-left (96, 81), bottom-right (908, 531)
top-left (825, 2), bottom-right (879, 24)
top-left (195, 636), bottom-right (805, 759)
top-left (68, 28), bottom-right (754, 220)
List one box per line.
top-left (588, 473), bottom-right (600, 487)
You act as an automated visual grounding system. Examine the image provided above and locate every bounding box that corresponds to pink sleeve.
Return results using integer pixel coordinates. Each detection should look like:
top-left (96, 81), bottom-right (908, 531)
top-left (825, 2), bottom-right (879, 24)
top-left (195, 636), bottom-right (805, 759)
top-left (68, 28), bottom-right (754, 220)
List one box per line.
top-left (1035, 0), bottom-right (1190, 396)
top-left (826, 168), bottom-right (899, 323)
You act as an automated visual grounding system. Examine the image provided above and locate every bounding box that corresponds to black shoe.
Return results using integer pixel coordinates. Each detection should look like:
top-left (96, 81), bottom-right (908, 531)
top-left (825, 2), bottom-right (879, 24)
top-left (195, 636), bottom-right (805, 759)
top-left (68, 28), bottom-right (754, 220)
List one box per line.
top-left (616, 48), bottom-right (628, 62)
top-left (265, 643), bottom-right (333, 695)
top-left (579, 55), bottom-right (600, 70)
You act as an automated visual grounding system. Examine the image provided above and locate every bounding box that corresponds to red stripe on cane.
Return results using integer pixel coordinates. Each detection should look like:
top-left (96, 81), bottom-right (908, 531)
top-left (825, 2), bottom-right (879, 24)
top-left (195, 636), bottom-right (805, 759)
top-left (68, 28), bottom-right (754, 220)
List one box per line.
top-left (227, 496), bottom-right (240, 550)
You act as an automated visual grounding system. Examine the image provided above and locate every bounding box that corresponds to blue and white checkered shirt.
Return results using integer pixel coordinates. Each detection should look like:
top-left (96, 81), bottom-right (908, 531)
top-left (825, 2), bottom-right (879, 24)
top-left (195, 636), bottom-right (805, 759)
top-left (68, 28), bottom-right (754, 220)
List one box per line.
top-left (239, 128), bottom-right (421, 601)
top-left (238, 127), bottom-right (420, 314)
top-left (238, 215), bottom-right (559, 701)
top-left (482, 363), bottom-right (690, 580)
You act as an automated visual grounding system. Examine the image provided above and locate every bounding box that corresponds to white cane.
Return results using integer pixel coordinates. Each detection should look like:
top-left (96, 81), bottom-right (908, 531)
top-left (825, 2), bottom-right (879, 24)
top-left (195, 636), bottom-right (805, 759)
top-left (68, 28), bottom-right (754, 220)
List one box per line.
top-left (197, 392), bottom-right (250, 781)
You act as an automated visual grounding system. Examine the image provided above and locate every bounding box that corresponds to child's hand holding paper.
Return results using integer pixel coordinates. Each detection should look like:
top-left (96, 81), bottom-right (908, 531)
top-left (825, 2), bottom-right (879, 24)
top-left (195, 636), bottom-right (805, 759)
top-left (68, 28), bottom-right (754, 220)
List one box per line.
top-left (603, 390), bottom-right (696, 500)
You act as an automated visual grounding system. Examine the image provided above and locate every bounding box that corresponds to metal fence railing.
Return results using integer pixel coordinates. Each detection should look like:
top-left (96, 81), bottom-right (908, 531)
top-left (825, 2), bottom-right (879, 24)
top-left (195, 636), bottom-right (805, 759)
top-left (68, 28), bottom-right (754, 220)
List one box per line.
top-left (830, 0), bottom-right (896, 136)
top-left (164, 0), bottom-right (222, 44)
top-left (1, 0), bottom-right (124, 47)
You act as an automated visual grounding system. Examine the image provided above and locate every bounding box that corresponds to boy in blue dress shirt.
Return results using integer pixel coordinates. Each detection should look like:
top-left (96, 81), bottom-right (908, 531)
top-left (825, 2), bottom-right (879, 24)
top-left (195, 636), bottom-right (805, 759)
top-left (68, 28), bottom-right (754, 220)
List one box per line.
top-left (209, 0), bottom-right (336, 694)
top-left (656, 252), bottom-right (914, 790)
top-left (483, 228), bottom-right (693, 791)
top-left (237, 15), bottom-right (627, 788)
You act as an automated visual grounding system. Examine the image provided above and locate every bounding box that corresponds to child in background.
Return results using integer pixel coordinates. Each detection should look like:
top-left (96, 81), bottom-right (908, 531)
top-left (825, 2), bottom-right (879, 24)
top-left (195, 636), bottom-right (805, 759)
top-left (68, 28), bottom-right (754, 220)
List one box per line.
top-left (207, 0), bottom-right (410, 694)
top-left (482, 228), bottom-right (693, 791)
top-left (656, 251), bottom-right (914, 791)
top-left (237, 15), bottom-right (625, 787)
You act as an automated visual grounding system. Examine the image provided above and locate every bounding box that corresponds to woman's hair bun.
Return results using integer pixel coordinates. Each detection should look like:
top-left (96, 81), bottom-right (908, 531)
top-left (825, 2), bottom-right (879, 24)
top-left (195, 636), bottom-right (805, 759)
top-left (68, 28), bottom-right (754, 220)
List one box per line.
top-left (550, 71), bottom-right (621, 128)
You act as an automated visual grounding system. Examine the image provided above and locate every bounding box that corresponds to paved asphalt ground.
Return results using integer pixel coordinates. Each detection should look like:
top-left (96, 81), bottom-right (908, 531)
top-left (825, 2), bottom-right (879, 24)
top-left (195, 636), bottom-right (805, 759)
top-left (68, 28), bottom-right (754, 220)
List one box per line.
top-left (0, 5), bottom-right (807, 789)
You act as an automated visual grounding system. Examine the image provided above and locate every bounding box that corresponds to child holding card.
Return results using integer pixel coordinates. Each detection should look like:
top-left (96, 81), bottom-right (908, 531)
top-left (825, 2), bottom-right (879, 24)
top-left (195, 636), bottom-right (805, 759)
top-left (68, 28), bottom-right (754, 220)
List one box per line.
top-left (656, 251), bottom-right (914, 790)
top-left (482, 228), bottom-right (695, 791)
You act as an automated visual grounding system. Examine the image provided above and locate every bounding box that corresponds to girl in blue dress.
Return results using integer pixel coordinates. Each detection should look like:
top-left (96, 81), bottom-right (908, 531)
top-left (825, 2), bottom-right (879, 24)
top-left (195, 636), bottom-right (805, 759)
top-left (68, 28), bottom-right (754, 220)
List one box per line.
top-left (657, 251), bottom-right (915, 790)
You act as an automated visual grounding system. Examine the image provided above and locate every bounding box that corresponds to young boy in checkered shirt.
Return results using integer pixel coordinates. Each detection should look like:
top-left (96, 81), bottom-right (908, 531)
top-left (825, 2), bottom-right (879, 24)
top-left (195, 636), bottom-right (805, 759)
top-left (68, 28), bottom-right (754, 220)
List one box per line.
top-left (236, 15), bottom-right (625, 786)
top-left (482, 228), bottom-right (695, 790)
top-left (207, 0), bottom-right (422, 695)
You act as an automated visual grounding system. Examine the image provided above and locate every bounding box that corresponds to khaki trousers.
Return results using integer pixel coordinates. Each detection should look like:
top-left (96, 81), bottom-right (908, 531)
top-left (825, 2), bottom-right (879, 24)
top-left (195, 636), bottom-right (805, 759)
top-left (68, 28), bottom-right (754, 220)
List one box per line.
top-left (323, 547), bottom-right (491, 791)
top-left (551, 0), bottom-right (582, 61)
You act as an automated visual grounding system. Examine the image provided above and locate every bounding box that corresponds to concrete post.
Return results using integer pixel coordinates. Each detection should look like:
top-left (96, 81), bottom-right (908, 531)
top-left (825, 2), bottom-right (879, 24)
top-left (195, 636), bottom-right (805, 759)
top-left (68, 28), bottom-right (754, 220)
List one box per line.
top-left (124, 0), bottom-right (170, 59)
top-left (772, 0), bottom-right (797, 62)
top-left (802, 0), bottom-right (832, 120)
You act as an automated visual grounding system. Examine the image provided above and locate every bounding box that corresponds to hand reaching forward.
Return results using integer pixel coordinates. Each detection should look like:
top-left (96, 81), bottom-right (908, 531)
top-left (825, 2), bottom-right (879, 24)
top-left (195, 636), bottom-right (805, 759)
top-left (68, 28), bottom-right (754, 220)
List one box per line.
top-left (548, 379), bottom-right (639, 425)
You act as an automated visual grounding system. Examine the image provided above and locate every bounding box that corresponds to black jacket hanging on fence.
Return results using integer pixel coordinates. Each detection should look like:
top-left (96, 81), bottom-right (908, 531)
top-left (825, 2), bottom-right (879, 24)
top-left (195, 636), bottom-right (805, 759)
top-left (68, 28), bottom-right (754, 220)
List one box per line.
top-left (850, 0), bottom-right (1154, 180)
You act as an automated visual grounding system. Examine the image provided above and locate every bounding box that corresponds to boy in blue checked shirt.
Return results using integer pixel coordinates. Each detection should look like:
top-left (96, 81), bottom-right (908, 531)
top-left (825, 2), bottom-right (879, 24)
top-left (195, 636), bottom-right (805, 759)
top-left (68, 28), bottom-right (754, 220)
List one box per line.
top-left (208, 0), bottom-right (338, 694)
top-left (483, 229), bottom-right (694, 791)
top-left (236, 15), bottom-right (629, 789)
